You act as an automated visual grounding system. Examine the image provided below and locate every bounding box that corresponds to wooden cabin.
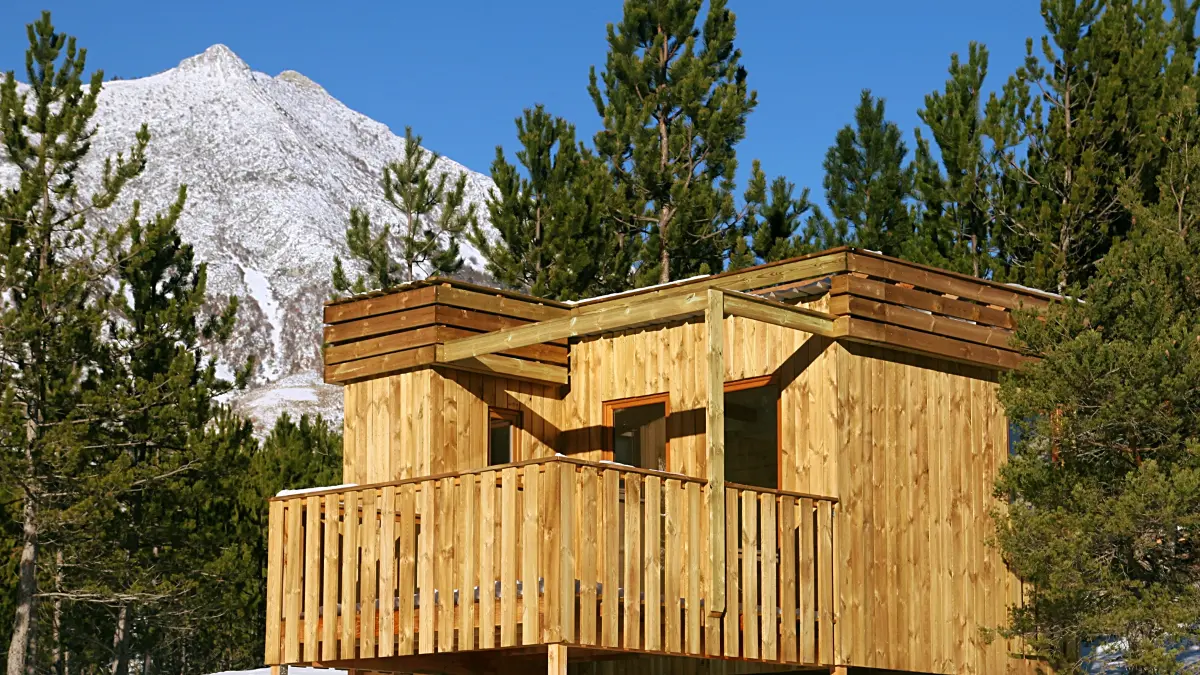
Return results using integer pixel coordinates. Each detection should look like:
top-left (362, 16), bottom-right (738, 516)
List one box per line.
top-left (263, 247), bottom-right (1053, 675)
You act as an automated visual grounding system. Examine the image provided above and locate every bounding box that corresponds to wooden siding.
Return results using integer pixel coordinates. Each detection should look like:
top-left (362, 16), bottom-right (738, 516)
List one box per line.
top-left (562, 314), bottom-right (838, 498)
top-left (342, 369), bottom-right (562, 484)
top-left (834, 343), bottom-right (1036, 675)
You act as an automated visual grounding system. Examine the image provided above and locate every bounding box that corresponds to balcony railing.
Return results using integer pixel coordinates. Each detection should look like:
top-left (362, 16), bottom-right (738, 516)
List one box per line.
top-left (264, 456), bottom-right (837, 667)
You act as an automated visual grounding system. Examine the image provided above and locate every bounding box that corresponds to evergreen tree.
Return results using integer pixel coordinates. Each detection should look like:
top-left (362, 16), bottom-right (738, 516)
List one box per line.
top-left (814, 89), bottom-right (915, 258)
top-left (60, 185), bottom-right (249, 675)
top-left (914, 43), bottom-right (996, 276)
top-left (995, 88), bottom-right (1200, 674)
top-left (474, 105), bottom-right (633, 300)
top-left (332, 126), bottom-right (478, 295)
top-left (986, 0), bottom-right (1198, 293)
top-left (588, 0), bottom-right (756, 285)
top-left (729, 160), bottom-right (813, 269)
top-left (0, 14), bottom-right (149, 674)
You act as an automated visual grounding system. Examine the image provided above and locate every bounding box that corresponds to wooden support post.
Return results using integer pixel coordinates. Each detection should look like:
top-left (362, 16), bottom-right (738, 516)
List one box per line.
top-left (706, 288), bottom-right (726, 617)
top-left (547, 643), bottom-right (568, 675)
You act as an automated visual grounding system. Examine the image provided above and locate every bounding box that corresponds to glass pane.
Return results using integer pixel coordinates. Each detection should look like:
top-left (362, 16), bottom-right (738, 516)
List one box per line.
top-left (611, 401), bottom-right (667, 471)
top-left (724, 385), bottom-right (778, 489)
top-left (489, 416), bottom-right (513, 465)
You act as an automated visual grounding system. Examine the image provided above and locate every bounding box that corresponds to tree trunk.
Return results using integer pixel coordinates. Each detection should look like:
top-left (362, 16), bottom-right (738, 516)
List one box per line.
top-left (52, 550), bottom-right (64, 675)
top-left (111, 605), bottom-right (130, 675)
top-left (7, 440), bottom-right (39, 675)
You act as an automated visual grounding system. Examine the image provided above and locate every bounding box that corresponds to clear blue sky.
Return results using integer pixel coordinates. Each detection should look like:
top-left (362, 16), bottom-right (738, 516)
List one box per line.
top-left (1, 1), bottom-right (1045, 202)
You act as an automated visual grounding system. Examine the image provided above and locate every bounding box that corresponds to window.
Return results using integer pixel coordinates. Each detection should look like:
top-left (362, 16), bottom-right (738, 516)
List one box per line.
top-left (604, 394), bottom-right (668, 471)
top-left (488, 408), bottom-right (519, 466)
top-left (724, 377), bottom-right (779, 490)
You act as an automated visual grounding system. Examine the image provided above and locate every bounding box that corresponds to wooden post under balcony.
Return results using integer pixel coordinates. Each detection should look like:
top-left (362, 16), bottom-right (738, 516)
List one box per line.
top-left (705, 289), bottom-right (725, 617)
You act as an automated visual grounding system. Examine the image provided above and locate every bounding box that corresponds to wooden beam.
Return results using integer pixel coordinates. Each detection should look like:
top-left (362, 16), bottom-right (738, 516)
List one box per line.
top-left (324, 345), bottom-right (438, 384)
top-left (439, 291), bottom-right (709, 362)
top-left (706, 289), bottom-right (726, 616)
top-left (836, 316), bottom-right (1030, 370)
top-left (846, 252), bottom-right (1052, 310)
top-left (438, 350), bottom-right (569, 385)
top-left (547, 644), bottom-right (567, 675)
top-left (723, 290), bottom-right (838, 337)
top-left (828, 295), bottom-right (1018, 351)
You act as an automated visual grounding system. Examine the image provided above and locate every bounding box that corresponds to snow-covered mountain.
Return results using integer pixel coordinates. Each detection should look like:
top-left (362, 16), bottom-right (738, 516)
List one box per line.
top-left (5, 44), bottom-right (499, 433)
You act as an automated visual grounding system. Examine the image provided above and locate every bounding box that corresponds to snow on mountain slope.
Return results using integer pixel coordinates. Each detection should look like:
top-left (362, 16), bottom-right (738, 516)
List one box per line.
top-left (4, 44), bottom-right (499, 433)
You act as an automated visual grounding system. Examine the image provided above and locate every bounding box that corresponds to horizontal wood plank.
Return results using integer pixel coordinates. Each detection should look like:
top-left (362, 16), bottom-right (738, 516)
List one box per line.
top-left (829, 274), bottom-right (1014, 329)
top-left (828, 295), bottom-right (1017, 351)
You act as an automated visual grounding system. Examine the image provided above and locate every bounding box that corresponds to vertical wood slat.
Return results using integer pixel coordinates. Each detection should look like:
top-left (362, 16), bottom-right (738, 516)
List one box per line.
top-left (760, 494), bottom-right (778, 661)
top-left (264, 501), bottom-right (285, 664)
top-left (540, 465), bottom-right (556, 643)
top-left (479, 470), bottom-right (497, 649)
top-left (340, 491), bottom-right (360, 660)
top-left (557, 463), bottom-right (575, 643)
top-left (602, 469), bottom-right (620, 647)
top-left (685, 482), bottom-right (701, 655)
top-left (360, 489), bottom-right (378, 658)
top-left (458, 474), bottom-right (477, 651)
top-left (321, 494), bottom-right (340, 661)
top-left (379, 486), bottom-right (396, 657)
top-left (283, 499), bottom-right (302, 663)
top-left (500, 467), bottom-right (519, 646)
top-left (664, 479), bottom-right (682, 653)
top-left (779, 496), bottom-right (797, 663)
top-left (799, 497), bottom-right (815, 664)
top-left (417, 483), bottom-right (435, 654)
top-left (303, 495), bottom-right (321, 662)
top-left (396, 484), bottom-right (416, 655)
top-left (623, 473), bottom-right (643, 649)
top-left (579, 467), bottom-right (598, 646)
top-left (724, 488), bottom-right (740, 658)
top-left (741, 490), bottom-right (759, 659)
top-left (436, 478), bottom-right (456, 652)
top-left (522, 465), bottom-right (542, 644)
top-left (643, 475), bottom-right (661, 651)
top-left (817, 500), bottom-right (836, 664)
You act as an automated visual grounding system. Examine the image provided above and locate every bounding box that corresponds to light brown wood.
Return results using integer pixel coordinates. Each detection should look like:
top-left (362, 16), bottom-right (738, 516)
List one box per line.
top-left (283, 500), bottom-right (302, 663)
top-left (321, 493), bottom-right (340, 660)
top-left (623, 473), bottom-right (643, 649)
top-left (579, 467), bottom-right (598, 646)
top-left (685, 481), bottom-right (702, 655)
top-left (441, 352), bottom-right (569, 385)
top-left (547, 643), bottom-right (568, 675)
top-left (359, 490), bottom-right (379, 658)
top-left (829, 274), bottom-right (1014, 329)
top-left (705, 289), bottom-right (727, 620)
top-left (458, 474), bottom-right (476, 651)
top-left (416, 484), bottom-right (435, 654)
top-left (479, 470), bottom-right (497, 649)
top-left (724, 488), bottom-right (740, 659)
top-left (522, 465), bottom-right (542, 644)
top-left (741, 490), bottom-right (759, 660)
top-left (500, 467), bottom-right (519, 647)
top-left (643, 475), bottom-right (662, 652)
top-left (396, 484), bottom-right (416, 655)
top-left (440, 291), bottom-right (710, 362)
top-left (779, 496), bottom-right (797, 663)
top-left (722, 290), bottom-right (838, 337)
top-left (265, 500), bottom-right (284, 664)
top-left (379, 487), bottom-right (396, 657)
top-left (341, 491), bottom-right (360, 660)
top-left (602, 469), bottom-right (620, 647)
top-left (760, 494), bottom-right (778, 661)
top-left (302, 496), bottom-right (321, 662)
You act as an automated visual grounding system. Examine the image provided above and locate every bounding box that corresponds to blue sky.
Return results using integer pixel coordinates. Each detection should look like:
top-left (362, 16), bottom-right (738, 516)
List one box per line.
top-left (1, 1), bottom-right (1045, 202)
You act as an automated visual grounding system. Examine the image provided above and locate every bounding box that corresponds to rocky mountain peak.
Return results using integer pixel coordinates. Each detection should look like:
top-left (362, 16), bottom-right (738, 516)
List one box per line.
top-left (3, 44), bottom-right (499, 434)
top-left (177, 43), bottom-right (251, 76)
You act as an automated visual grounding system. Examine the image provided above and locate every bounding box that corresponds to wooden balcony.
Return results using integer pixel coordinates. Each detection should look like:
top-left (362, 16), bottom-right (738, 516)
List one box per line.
top-left (264, 457), bottom-right (838, 670)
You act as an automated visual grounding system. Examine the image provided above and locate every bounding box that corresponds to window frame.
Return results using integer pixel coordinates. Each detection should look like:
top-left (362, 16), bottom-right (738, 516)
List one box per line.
top-left (487, 407), bottom-right (521, 466)
top-left (602, 392), bottom-right (671, 469)
top-left (722, 375), bottom-right (782, 491)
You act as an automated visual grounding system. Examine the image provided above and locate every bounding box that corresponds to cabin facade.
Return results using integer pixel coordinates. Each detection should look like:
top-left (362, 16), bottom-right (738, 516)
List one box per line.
top-left (264, 248), bottom-right (1051, 675)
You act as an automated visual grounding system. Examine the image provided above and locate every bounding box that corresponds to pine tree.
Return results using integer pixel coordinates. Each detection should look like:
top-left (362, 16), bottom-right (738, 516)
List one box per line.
top-left (914, 43), bottom-right (996, 276)
top-left (473, 106), bottom-right (633, 300)
top-left (588, 0), bottom-right (756, 285)
top-left (729, 160), bottom-right (813, 269)
top-left (63, 184), bottom-right (250, 675)
top-left (0, 14), bottom-right (149, 674)
top-left (986, 0), bottom-right (1198, 293)
top-left (332, 126), bottom-right (478, 295)
top-left (815, 89), bottom-right (915, 258)
top-left (995, 87), bottom-right (1200, 674)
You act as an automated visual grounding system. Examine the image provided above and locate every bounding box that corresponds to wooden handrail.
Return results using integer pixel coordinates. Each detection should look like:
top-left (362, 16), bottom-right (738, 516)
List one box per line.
top-left (724, 481), bottom-right (839, 504)
top-left (269, 455), bottom-right (711, 502)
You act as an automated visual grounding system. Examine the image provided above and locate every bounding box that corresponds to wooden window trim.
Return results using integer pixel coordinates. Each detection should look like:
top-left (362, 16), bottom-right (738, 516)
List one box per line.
top-left (723, 375), bottom-right (783, 490)
top-left (602, 392), bottom-right (671, 468)
top-left (488, 407), bottom-right (520, 463)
